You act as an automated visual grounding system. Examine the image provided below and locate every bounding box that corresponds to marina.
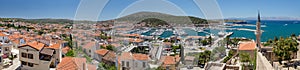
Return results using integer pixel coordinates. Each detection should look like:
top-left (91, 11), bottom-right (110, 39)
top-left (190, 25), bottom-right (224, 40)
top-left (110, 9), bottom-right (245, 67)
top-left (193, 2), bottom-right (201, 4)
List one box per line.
top-left (125, 20), bottom-right (300, 42)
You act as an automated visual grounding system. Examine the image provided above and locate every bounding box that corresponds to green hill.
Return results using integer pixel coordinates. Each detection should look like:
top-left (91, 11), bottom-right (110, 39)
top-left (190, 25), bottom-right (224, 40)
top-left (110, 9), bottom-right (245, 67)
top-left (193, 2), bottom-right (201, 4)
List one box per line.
top-left (115, 12), bottom-right (208, 24)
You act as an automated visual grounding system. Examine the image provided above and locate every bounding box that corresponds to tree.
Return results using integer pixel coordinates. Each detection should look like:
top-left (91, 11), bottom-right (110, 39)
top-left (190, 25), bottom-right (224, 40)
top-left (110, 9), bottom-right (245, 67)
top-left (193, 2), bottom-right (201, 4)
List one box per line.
top-left (98, 62), bottom-right (116, 70)
top-left (204, 50), bottom-right (211, 63)
top-left (100, 45), bottom-right (105, 49)
top-left (65, 50), bottom-right (75, 57)
top-left (201, 39), bottom-right (209, 46)
top-left (106, 45), bottom-right (115, 51)
top-left (198, 52), bottom-right (205, 64)
top-left (225, 36), bottom-right (230, 48)
top-left (171, 45), bottom-right (180, 54)
top-left (273, 36), bottom-right (299, 64)
top-left (231, 38), bottom-right (239, 47)
top-left (198, 50), bottom-right (211, 65)
top-left (291, 33), bottom-right (296, 38)
top-left (208, 36), bottom-right (212, 44)
top-left (240, 52), bottom-right (250, 62)
top-left (222, 50), bottom-right (234, 63)
top-left (274, 36), bottom-right (278, 42)
top-left (69, 34), bottom-right (73, 49)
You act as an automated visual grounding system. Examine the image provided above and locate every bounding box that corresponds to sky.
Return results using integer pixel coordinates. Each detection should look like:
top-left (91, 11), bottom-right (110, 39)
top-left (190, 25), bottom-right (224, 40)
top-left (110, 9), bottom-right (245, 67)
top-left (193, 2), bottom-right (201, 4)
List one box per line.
top-left (0, 0), bottom-right (299, 21)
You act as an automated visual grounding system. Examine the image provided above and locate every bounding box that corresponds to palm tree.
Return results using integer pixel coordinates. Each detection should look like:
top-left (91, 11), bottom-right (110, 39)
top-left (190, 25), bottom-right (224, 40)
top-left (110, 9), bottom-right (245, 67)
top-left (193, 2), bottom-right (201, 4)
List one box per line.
top-left (208, 36), bottom-right (212, 44)
top-left (291, 33), bottom-right (297, 39)
top-left (225, 36), bottom-right (230, 48)
top-left (273, 36), bottom-right (299, 65)
top-left (274, 36), bottom-right (278, 42)
top-left (232, 38), bottom-right (239, 47)
top-left (198, 52), bottom-right (205, 65)
top-left (204, 50), bottom-right (211, 63)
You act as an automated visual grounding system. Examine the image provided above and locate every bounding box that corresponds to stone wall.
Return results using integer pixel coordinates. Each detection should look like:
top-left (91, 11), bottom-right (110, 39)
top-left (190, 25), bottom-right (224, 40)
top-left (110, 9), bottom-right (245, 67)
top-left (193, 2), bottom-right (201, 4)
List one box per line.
top-left (256, 52), bottom-right (274, 70)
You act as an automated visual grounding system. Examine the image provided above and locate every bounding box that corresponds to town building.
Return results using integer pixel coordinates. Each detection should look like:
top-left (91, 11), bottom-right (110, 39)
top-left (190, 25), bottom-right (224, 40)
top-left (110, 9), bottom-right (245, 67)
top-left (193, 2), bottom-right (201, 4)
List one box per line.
top-left (18, 41), bottom-right (62, 70)
top-left (119, 52), bottom-right (150, 70)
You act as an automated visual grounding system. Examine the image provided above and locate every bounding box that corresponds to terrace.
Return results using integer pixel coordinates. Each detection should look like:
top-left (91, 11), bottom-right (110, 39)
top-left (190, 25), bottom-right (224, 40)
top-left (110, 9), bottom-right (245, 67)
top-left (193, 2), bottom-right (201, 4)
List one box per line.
top-left (39, 49), bottom-right (54, 61)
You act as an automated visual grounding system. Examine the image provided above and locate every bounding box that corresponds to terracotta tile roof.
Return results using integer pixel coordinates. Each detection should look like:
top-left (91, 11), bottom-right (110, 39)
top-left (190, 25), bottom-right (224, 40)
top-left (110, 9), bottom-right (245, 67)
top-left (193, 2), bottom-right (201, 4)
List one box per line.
top-left (87, 64), bottom-right (97, 70)
top-left (0, 32), bottom-right (7, 36)
top-left (46, 43), bottom-right (61, 49)
top-left (120, 52), bottom-right (133, 60)
top-left (163, 56), bottom-right (176, 65)
top-left (19, 41), bottom-right (45, 51)
top-left (132, 53), bottom-right (149, 61)
top-left (83, 42), bottom-right (96, 49)
top-left (102, 51), bottom-right (116, 62)
top-left (56, 57), bottom-right (87, 70)
top-left (238, 41), bottom-right (256, 50)
top-left (95, 49), bottom-right (109, 56)
top-left (12, 39), bottom-right (20, 44)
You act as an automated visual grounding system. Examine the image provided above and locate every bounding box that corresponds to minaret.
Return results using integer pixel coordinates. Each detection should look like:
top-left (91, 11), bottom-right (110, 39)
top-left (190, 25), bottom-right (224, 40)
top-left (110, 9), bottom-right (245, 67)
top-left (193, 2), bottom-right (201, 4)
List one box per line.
top-left (256, 11), bottom-right (262, 48)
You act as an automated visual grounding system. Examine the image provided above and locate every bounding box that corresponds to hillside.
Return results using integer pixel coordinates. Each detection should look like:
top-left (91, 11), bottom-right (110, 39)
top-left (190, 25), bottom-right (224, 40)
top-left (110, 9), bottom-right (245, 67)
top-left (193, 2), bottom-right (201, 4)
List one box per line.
top-left (115, 12), bottom-right (208, 24)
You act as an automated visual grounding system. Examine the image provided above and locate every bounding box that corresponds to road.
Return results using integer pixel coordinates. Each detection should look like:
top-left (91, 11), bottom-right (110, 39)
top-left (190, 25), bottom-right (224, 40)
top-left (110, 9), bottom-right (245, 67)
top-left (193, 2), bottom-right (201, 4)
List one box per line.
top-left (3, 48), bottom-right (21, 70)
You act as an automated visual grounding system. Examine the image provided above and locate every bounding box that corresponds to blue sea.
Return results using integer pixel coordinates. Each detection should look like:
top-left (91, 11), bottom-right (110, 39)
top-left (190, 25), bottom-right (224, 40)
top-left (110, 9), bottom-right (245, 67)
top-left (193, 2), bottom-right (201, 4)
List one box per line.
top-left (228, 20), bottom-right (300, 42)
top-left (140, 20), bottom-right (300, 42)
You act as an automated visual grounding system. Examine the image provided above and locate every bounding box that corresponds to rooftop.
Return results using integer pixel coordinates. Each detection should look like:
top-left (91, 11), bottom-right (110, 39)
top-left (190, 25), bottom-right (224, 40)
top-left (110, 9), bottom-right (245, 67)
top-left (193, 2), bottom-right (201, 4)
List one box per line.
top-left (163, 56), bottom-right (176, 65)
top-left (102, 51), bottom-right (116, 62)
top-left (132, 53), bottom-right (149, 61)
top-left (19, 41), bottom-right (45, 50)
top-left (238, 41), bottom-right (256, 51)
top-left (95, 49), bottom-right (109, 56)
top-left (120, 52), bottom-right (133, 60)
top-left (56, 57), bottom-right (91, 70)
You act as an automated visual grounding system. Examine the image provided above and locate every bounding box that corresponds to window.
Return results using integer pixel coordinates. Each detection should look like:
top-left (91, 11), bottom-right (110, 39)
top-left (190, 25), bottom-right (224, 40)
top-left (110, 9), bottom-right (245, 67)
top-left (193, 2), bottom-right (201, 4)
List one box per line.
top-left (21, 53), bottom-right (27, 58)
top-left (53, 51), bottom-right (56, 54)
top-left (21, 61), bottom-right (27, 65)
top-left (89, 50), bottom-right (91, 53)
top-left (28, 63), bottom-right (34, 67)
top-left (28, 54), bottom-right (33, 59)
top-left (122, 61), bottom-right (125, 67)
top-left (126, 62), bottom-right (129, 67)
top-left (4, 47), bottom-right (9, 51)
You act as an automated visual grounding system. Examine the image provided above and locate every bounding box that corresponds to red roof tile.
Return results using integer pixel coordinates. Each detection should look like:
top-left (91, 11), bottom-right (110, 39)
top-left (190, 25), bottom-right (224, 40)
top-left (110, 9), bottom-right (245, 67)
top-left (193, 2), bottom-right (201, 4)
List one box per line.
top-left (56, 57), bottom-right (87, 70)
top-left (83, 42), bottom-right (95, 49)
top-left (238, 41), bottom-right (256, 50)
top-left (19, 41), bottom-right (45, 50)
top-left (163, 56), bottom-right (176, 65)
top-left (120, 52), bottom-right (133, 60)
top-left (47, 43), bottom-right (61, 49)
top-left (132, 54), bottom-right (149, 61)
top-left (95, 49), bottom-right (109, 56)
